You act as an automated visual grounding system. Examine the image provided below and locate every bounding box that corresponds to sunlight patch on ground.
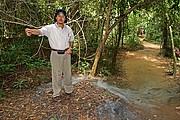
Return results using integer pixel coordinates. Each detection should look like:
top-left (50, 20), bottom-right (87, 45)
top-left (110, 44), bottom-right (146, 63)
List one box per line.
top-left (152, 65), bottom-right (166, 69)
top-left (126, 51), bottom-right (135, 56)
top-left (143, 41), bottom-right (160, 49)
top-left (136, 55), bottom-right (158, 62)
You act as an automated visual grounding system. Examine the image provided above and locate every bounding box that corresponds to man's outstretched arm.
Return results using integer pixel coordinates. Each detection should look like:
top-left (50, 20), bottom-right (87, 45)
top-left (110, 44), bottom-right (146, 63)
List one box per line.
top-left (25, 28), bottom-right (41, 36)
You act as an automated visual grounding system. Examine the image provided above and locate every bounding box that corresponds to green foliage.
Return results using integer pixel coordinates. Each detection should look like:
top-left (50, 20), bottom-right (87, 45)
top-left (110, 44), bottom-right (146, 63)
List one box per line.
top-left (0, 37), bottom-right (49, 75)
top-left (0, 79), bottom-right (5, 99)
top-left (23, 58), bottom-right (49, 69)
top-left (78, 61), bottom-right (90, 74)
top-left (145, 0), bottom-right (180, 57)
top-left (98, 67), bottom-right (112, 77)
top-left (0, 64), bottom-right (16, 74)
top-left (0, 89), bottom-right (5, 99)
top-left (13, 79), bottom-right (27, 89)
top-left (0, 36), bottom-right (50, 99)
top-left (103, 91), bottom-right (112, 96)
top-left (124, 11), bottom-right (142, 47)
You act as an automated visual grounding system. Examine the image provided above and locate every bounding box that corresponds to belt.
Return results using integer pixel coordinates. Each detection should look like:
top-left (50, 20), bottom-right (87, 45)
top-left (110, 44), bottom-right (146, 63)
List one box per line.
top-left (51, 48), bottom-right (69, 54)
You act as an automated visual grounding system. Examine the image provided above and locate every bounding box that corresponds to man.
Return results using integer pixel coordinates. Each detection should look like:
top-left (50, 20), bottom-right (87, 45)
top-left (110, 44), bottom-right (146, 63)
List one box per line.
top-left (25, 9), bottom-right (74, 101)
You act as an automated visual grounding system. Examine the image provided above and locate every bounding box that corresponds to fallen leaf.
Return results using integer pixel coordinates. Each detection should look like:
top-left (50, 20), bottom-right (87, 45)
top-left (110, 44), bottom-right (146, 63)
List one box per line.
top-left (41, 112), bottom-right (46, 115)
top-left (88, 103), bottom-right (91, 107)
top-left (26, 105), bottom-right (30, 110)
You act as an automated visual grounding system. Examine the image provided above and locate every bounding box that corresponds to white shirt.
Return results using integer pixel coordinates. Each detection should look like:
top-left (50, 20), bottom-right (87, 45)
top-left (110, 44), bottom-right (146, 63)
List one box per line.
top-left (39, 23), bottom-right (74, 50)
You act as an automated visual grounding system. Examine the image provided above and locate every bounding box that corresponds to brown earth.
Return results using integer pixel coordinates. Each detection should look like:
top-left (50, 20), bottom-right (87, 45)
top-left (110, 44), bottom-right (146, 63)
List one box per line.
top-left (121, 41), bottom-right (180, 120)
top-left (102, 41), bottom-right (180, 120)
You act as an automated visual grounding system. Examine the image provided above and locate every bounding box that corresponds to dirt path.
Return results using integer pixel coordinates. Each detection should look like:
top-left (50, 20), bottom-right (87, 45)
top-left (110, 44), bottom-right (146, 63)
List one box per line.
top-left (123, 41), bottom-right (180, 120)
top-left (125, 41), bottom-right (166, 91)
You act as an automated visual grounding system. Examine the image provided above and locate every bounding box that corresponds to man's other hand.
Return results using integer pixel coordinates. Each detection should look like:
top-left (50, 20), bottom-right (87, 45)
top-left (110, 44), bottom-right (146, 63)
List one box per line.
top-left (65, 48), bottom-right (72, 54)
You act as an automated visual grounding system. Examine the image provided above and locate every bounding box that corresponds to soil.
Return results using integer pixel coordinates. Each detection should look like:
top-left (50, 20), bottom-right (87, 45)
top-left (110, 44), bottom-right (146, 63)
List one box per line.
top-left (124, 41), bottom-right (180, 120)
top-left (0, 41), bottom-right (180, 120)
top-left (105, 41), bottom-right (180, 120)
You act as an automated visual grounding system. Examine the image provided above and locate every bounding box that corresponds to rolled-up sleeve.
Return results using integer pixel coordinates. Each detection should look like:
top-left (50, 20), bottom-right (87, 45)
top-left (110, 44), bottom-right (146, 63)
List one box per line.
top-left (69, 29), bottom-right (74, 42)
top-left (38, 25), bottom-right (50, 37)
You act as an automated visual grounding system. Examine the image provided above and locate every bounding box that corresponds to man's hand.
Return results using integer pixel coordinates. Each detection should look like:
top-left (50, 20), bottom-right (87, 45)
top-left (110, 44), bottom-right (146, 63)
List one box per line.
top-left (25, 28), bottom-right (40, 36)
top-left (65, 48), bottom-right (72, 54)
top-left (25, 28), bottom-right (32, 36)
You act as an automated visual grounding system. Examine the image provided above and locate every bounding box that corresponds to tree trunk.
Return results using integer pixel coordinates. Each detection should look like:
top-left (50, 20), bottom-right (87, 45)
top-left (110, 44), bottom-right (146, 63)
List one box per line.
top-left (162, 15), bottom-right (168, 56)
top-left (90, 32), bottom-right (110, 76)
top-left (96, 0), bottom-right (102, 43)
top-left (169, 26), bottom-right (177, 77)
top-left (121, 20), bottom-right (125, 48)
top-left (111, 22), bottom-right (122, 70)
top-left (89, 0), bottom-right (112, 77)
top-left (77, 34), bottom-right (81, 72)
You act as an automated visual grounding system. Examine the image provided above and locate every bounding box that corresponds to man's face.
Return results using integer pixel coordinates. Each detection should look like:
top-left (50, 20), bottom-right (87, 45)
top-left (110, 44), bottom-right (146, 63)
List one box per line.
top-left (56, 13), bottom-right (65, 24)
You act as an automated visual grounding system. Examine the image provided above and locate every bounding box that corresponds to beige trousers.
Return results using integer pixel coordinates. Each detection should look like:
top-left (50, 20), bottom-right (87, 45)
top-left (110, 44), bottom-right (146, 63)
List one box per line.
top-left (50, 51), bottom-right (73, 97)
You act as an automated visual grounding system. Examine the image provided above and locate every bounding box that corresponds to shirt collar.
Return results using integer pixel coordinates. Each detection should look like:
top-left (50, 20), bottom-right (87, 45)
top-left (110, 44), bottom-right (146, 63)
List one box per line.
top-left (55, 22), bottom-right (66, 29)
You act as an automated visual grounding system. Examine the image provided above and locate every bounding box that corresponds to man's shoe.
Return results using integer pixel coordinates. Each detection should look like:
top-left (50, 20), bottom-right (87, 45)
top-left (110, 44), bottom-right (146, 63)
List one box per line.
top-left (65, 92), bottom-right (71, 95)
top-left (53, 96), bottom-right (62, 102)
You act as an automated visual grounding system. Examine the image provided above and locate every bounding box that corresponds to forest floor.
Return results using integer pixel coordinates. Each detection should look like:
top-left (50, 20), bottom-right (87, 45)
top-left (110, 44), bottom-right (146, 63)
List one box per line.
top-left (0, 41), bottom-right (180, 120)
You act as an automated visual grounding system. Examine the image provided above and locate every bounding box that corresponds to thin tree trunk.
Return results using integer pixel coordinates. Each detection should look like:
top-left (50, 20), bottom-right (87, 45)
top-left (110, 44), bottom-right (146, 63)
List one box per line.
top-left (121, 19), bottom-right (125, 48)
top-left (111, 22), bottom-right (122, 70)
top-left (77, 34), bottom-right (81, 72)
top-left (111, 29), bottom-right (114, 47)
top-left (162, 15), bottom-right (168, 56)
top-left (89, 0), bottom-right (112, 77)
top-left (96, 0), bottom-right (102, 42)
top-left (169, 26), bottom-right (177, 77)
top-left (90, 33), bottom-right (110, 76)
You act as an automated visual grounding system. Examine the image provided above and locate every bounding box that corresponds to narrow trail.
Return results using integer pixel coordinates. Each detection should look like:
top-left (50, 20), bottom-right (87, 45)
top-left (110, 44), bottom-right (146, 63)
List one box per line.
top-left (92, 41), bottom-right (180, 119)
top-left (122, 41), bottom-right (180, 119)
top-left (124, 41), bottom-right (167, 92)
